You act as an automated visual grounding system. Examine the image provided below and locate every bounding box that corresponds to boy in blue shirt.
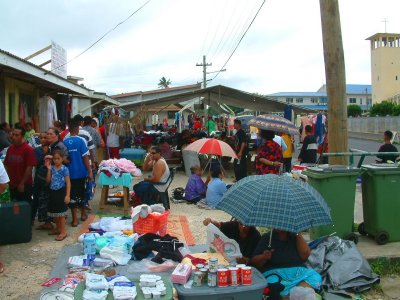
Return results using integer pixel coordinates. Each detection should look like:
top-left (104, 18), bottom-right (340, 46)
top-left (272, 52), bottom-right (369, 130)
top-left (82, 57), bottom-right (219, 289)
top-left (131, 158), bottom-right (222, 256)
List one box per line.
top-left (63, 119), bottom-right (93, 227)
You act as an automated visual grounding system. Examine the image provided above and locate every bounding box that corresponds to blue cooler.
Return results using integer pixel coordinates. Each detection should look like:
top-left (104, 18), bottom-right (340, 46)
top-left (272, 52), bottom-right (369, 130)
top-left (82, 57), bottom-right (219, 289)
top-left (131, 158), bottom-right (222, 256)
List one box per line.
top-left (120, 148), bottom-right (146, 167)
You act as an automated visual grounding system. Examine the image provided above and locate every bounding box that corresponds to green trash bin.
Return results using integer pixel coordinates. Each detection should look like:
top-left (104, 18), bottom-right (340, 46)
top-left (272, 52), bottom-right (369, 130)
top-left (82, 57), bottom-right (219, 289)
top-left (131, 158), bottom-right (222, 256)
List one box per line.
top-left (302, 166), bottom-right (360, 242)
top-left (358, 164), bottom-right (400, 245)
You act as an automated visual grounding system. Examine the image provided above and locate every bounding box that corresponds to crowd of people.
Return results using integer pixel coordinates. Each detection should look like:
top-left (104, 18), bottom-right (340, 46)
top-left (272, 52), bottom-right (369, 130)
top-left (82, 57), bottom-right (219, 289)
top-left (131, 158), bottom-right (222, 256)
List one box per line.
top-left (0, 112), bottom-right (398, 297)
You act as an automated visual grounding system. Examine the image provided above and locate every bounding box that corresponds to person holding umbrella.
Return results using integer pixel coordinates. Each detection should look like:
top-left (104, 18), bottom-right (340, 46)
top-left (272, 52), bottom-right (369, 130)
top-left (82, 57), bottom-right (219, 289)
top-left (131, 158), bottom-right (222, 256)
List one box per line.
top-left (250, 230), bottom-right (322, 297)
top-left (216, 174), bottom-right (330, 298)
top-left (255, 130), bottom-right (282, 175)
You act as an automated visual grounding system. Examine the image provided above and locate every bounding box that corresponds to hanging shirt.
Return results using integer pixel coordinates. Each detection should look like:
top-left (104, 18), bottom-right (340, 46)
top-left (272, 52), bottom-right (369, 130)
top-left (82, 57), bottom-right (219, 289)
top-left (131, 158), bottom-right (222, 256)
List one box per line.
top-left (152, 114), bottom-right (159, 125)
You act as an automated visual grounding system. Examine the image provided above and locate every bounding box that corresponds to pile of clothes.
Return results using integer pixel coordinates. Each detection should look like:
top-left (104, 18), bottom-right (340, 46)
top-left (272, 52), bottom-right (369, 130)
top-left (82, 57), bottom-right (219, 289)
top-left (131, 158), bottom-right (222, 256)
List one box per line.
top-left (98, 158), bottom-right (142, 178)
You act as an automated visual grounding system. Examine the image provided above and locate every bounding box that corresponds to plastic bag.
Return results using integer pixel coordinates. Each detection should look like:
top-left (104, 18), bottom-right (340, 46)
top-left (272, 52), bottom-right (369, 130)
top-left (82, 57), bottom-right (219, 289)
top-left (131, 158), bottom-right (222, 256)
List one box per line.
top-left (290, 286), bottom-right (316, 300)
top-left (206, 223), bottom-right (242, 262)
top-left (127, 259), bottom-right (178, 274)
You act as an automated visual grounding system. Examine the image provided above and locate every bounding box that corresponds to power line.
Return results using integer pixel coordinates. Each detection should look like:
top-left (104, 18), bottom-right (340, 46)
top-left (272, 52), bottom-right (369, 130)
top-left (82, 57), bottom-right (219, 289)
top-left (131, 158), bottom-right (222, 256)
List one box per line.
top-left (47, 0), bottom-right (151, 74)
top-left (211, 0), bottom-right (266, 81)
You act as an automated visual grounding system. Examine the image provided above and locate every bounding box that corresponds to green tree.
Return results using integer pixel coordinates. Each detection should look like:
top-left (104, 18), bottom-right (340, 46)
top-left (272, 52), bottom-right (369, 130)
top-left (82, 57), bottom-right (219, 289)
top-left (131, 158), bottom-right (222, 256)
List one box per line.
top-left (370, 101), bottom-right (395, 116)
top-left (393, 104), bottom-right (400, 116)
top-left (347, 104), bottom-right (362, 117)
top-left (158, 77), bottom-right (171, 89)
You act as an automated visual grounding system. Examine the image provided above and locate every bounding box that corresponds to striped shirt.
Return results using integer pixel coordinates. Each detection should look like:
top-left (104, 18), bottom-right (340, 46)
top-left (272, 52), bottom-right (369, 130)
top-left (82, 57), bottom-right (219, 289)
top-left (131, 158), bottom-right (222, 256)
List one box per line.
top-left (64, 128), bottom-right (95, 151)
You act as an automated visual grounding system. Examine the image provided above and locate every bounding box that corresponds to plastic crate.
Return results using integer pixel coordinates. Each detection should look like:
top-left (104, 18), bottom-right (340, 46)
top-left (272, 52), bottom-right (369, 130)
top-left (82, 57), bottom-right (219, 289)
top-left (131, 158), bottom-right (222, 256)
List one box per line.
top-left (134, 211), bottom-right (170, 236)
top-left (174, 267), bottom-right (267, 300)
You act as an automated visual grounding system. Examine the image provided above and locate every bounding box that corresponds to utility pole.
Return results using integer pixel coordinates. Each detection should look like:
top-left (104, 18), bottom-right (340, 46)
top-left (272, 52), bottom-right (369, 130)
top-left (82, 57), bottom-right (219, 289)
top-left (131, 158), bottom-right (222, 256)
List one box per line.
top-left (319, 0), bottom-right (348, 165)
top-left (196, 55), bottom-right (212, 126)
top-left (196, 55), bottom-right (212, 88)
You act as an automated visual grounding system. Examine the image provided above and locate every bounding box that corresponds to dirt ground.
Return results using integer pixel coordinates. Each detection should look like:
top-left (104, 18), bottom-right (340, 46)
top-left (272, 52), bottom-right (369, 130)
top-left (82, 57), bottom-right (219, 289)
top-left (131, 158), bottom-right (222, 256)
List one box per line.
top-left (0, 168), bottom-right (388, 299)
top-left (0, 169), bottom-right (232, 300)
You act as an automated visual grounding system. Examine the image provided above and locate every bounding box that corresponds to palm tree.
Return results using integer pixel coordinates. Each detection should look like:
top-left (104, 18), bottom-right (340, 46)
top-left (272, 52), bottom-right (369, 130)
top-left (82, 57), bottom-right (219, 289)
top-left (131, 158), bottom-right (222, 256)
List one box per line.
top-left (158, 77), bottom-right (171, 89)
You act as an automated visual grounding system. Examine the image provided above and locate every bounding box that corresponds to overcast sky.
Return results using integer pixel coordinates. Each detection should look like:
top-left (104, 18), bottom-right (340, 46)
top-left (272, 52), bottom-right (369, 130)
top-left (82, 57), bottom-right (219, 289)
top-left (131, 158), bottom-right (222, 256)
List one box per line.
top-left (1, 0), bottom-right (400, 96)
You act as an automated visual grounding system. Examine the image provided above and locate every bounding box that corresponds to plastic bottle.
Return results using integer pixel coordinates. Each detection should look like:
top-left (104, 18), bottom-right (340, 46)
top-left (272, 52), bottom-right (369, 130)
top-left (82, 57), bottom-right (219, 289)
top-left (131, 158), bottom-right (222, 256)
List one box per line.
top-left (83, 233), bottom-right (97, 256)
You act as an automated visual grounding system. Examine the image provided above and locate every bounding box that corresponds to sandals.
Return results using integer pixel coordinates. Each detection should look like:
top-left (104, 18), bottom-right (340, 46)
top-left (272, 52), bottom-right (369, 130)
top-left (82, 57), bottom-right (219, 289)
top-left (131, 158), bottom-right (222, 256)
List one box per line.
top-left (71, 222), bottom-right (79, 227)
top-left (55, 234), bottom-right (68, 241)
top-left (48, 230), bottom-right (60, 235)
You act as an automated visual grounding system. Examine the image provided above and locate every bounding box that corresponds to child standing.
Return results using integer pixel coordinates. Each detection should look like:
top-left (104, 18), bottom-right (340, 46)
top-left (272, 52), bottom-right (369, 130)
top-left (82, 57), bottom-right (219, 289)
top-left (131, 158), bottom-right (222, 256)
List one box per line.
top-left (46, 149), bottom-right (71, 241)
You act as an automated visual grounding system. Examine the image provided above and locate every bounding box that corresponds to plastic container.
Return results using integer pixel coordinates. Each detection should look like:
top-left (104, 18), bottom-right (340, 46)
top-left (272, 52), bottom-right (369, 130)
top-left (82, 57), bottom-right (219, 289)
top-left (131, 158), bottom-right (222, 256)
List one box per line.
top-left (83, 233), bottom-right (97, 255)
top-left (302, 165), bottom-right (360, 242)
top-left (134, 211), bottom-right (170, 236)
top-left (120, 148), bottom-right (146, 167)
top-left (359, 164), bottom-right (400, 244)
top-left (174, 267), bottom-right (267, 300)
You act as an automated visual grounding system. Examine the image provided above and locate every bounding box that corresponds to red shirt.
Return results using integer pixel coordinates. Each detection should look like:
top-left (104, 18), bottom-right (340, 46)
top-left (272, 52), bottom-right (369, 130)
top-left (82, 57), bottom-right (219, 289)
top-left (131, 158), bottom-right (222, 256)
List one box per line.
top-left (60, 129), bottom-right (69, 141)
top-left (4, 143), bottom-right (37, 188)
top-left (255, 140), bottom-right (283, 175)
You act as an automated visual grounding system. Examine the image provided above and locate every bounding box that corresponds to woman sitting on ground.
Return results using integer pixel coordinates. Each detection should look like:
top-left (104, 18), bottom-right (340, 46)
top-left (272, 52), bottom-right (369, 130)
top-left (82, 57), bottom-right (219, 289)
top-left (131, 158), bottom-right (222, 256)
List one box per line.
top-left (184, 165), bottom-right (210, 203)
top-left (250, 229), bottom-right (322, 298)
top-left (203, 218), bottom-right (261, 264)
top-left (197, 165), bottom-right (227, 209)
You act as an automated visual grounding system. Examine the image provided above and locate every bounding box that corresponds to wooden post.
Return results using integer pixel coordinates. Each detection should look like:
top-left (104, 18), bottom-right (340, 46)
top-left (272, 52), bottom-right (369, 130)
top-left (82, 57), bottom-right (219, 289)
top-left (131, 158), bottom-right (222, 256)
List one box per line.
top-left (319, 0), bottom-right (348, 165)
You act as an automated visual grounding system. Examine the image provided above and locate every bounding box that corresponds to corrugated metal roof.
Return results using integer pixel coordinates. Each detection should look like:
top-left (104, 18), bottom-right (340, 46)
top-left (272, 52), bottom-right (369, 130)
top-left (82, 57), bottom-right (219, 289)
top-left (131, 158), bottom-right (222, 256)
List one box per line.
top-left (112, 83), bottom-right (201, 99)
top-left (346, 84), bottom-right (372, 94)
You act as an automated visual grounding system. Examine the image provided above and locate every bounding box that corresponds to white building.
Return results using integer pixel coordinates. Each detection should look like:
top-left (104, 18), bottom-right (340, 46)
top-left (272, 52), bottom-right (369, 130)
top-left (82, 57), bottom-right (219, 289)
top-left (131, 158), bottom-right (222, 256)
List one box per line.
top-left (268, 84), bottom-right (372, 111)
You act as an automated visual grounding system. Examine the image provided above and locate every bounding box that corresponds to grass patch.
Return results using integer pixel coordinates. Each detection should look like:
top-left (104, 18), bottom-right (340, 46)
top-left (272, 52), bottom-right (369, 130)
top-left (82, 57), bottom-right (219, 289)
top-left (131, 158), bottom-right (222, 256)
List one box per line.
top-left (369, 257), bottom-right (400, 276)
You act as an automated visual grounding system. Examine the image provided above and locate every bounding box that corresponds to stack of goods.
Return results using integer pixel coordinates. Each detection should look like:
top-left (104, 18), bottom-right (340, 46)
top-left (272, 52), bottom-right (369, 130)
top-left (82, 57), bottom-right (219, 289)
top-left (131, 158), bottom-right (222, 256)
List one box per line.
top-left (131, 204), bottom-right (169, 236)
top-left (139, 274), bottom-right (167, 298)
top-left (171, 257), bottom-right (253, 288)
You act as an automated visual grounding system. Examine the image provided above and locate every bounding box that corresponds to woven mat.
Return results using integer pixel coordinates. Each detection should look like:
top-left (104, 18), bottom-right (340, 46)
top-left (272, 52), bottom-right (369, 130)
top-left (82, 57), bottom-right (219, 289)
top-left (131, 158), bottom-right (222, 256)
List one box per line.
top-left (76, 214), bottom-right (196, 246)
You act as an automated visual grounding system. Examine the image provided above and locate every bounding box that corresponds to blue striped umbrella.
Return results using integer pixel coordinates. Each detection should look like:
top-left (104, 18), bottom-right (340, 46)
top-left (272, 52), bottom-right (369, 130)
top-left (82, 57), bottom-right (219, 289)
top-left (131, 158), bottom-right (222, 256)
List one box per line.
top-left (217, 174), bottom-right (332, 233)
top-left (248, 114), bottom-right (298, 135)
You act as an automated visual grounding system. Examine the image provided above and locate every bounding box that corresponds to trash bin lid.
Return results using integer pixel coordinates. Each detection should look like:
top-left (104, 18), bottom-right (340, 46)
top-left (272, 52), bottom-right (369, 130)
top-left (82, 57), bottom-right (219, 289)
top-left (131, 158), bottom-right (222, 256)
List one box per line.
top-left (306, 165), bottom-right (360, 173)
top-left (361, 164), bottom-right (400, 171)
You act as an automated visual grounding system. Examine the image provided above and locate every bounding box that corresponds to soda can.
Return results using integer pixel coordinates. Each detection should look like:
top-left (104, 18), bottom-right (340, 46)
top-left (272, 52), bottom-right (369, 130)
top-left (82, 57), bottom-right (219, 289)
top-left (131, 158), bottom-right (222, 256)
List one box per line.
top-left (195, 263), bottom-right (204, 270)
top-left (199, 268), bottom-right (208, 284)
top-left (236, 264), bottom-right (246, 284)
top-left (207, 272), bottom-right (217, 287)
top-left (217, 268), bottom-right (229, 287)
top-left (241, 266), bottom-right (253, 285)
top-left (209, 258), bottom-right (218, 273)
top-left (193, 271), bottom-right (203, 287)
top-left (228, 267), bottom-right (239, 286)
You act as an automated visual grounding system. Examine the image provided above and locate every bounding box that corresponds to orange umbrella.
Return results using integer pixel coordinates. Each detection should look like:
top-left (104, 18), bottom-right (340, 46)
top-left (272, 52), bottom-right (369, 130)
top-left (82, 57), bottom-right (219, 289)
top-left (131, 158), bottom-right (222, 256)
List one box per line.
top-left (184, 138), bottom-right (237, 158)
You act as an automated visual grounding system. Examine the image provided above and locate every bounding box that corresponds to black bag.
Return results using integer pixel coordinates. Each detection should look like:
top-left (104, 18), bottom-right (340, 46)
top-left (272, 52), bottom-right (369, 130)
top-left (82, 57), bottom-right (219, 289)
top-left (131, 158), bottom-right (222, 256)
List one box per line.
top-left (0, 201), bottom-right (32, 244)
top-left (172, 187), bottom-right (184, 200)
top-left (265, 273), bottom-right (284, 300)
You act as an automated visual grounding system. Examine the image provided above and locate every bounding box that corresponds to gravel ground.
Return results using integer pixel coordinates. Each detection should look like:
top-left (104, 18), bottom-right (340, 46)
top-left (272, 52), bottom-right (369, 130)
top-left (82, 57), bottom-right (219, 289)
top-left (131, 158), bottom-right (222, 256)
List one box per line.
top-left (0, 167), bottom-right (388, 299)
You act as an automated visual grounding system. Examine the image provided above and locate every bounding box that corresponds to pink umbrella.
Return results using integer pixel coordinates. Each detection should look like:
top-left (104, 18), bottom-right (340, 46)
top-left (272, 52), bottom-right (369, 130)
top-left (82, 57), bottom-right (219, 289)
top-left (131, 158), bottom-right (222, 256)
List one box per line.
top-left (184, 138), bottom-right (237, 158)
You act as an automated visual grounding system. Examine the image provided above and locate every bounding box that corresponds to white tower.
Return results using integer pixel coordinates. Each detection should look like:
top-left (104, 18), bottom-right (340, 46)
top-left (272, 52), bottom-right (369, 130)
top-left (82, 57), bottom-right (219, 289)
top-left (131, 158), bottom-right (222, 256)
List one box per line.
top-left (366, 33), bottom-right (400, 104)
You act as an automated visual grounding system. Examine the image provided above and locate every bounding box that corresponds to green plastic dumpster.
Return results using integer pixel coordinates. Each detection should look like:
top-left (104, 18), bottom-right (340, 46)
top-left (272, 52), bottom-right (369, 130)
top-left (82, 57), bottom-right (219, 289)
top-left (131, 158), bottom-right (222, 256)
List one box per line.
top-left (302, 166), bottom-right (361, 242)
top-left (358, 164), bottom-right (400, 245)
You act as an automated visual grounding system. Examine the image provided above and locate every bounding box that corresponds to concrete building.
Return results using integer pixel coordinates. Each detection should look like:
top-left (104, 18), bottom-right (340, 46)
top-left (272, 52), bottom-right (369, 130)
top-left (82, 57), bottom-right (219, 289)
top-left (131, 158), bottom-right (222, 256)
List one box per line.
top-left (268, 84), bottom-right (372, 111)
top-left (366, 33), bottom-right (400, 104)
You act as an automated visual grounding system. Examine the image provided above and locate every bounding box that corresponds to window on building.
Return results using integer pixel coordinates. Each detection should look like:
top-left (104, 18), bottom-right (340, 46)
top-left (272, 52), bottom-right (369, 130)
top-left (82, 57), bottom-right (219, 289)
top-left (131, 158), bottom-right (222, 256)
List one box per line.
top-left (295, 98), bottom-right (303, 103)
top-left (349, 98), bottom-right (356, 104)
top-left (310, 97), bottom-right (318, 103)
top-left (360, 99), bottom-right (363, 105)
top-left (286, 98), bottom-right (293, 103)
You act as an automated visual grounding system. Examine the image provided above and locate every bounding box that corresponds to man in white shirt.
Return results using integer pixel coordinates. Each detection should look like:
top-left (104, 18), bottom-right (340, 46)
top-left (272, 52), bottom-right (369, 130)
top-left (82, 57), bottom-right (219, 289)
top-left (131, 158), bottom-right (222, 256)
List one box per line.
top-left (0, 159), bottom-right (10, 273)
